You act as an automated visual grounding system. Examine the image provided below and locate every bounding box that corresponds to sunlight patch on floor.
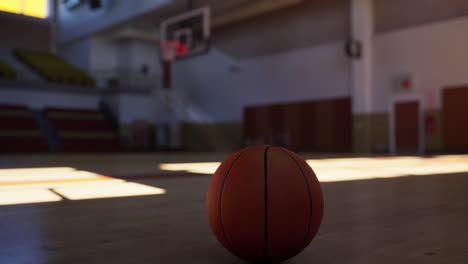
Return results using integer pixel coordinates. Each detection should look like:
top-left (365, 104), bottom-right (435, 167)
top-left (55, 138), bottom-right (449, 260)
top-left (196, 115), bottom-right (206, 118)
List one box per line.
top-left (306, 155), bottom-right (468, 182)
top-left (158, 155), bottom-right (468, 182)
top-left (0, 167), bottom-right (166, 206)
top-left (159, 162), bottom-right (221, 174)
top-left (55, 182), bottom-right (166, 200)
top-left (0, 167), bottom-right (110, 185)
top-left (0, 189), bottom-right (62, 206)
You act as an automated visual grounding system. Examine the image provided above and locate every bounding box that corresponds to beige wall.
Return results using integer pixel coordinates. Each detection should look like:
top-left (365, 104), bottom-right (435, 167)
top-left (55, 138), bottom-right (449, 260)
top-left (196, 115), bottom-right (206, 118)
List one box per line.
top-left (424, 109), bottom-right (442, 152)
top-left (118, 115), bottom-right (443, 153)
top-left (353, 113), bottom-right (388, 153)
top-left (214, 0), bottom-right (350, 59)
top-left (182, 122), bottom-right (242, 152)
top-left (375, 0), bottom-right (468, 33)
top-left (353, 110), bottom-right (443, 154)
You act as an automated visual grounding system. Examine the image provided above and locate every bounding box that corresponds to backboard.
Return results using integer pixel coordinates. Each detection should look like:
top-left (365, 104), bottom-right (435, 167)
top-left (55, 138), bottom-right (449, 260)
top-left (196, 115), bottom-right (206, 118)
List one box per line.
top-left (159, 7), bottom-right (211, 61)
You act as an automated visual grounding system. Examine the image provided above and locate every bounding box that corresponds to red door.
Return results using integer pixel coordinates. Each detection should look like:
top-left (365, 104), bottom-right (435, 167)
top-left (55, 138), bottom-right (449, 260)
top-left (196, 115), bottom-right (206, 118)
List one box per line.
top-left (394, 101), bottom-right (419, 153)
top-left (443, 86), bottom-right (468, 150)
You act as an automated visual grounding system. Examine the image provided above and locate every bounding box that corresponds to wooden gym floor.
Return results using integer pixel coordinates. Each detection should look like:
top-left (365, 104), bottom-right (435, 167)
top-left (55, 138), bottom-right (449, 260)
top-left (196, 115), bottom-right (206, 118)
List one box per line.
top-left (0, 153), bottom-right (467, 263)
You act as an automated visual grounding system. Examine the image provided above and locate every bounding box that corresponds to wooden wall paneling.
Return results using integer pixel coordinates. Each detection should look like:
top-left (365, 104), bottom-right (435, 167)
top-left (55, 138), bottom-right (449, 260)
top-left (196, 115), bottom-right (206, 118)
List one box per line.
top-left (256, 106), bottom-right (271, 145)
top-left (283, 103), bottom-right (302, 150)
top-left (332, 98), bottom-right (352, 151)
top-left (243, 97), bottom-right (352, 152)
top-left (299, 102), bottom-right (317, 151)
top-left (269, 104), bottom-right (287, 147)
top-left (314, 100), bottom-right (334, 151)
top-left (443, 86), bottom-right (468, 150)
top-left (243, 107), bottom-right (257, 146)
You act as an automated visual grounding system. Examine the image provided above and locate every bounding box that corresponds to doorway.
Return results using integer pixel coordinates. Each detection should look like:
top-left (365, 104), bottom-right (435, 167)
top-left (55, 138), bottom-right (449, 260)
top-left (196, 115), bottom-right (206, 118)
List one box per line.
top-left (443, 86), bottom-right (468, 151)
top-left (390, 96), bottom-right (424, 155)
top-left (395, 101), bottom-right (419, 153)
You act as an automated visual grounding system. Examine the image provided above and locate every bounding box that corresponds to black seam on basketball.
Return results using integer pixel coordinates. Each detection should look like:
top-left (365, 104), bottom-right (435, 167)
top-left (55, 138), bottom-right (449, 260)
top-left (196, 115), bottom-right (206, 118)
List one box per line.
top-left (264, 146), bottom-right (272, 262)
top-left (219, 147), bottom-right (251, 252)
top-left (280, 148), bottom-right (313, 250)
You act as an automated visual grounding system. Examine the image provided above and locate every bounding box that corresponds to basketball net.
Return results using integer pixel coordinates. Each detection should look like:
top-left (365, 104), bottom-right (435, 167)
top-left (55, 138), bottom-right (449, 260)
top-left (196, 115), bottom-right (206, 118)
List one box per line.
top-left (160, 40), bottom-right (188, 62)
top-left (160, 40), bottom-right (188, 89)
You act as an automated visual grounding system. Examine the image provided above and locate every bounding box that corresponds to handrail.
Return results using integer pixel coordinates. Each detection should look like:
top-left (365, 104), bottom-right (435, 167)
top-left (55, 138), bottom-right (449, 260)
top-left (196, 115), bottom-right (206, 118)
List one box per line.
top-left (91, 69), bottom-right (162, 90)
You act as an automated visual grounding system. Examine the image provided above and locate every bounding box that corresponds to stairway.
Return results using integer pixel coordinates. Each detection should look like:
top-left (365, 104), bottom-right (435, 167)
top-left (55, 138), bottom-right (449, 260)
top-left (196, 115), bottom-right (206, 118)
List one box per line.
top-left (0, 51), bottom-right (44, 83)
top-left (33, 110), bottom-right (62, 152)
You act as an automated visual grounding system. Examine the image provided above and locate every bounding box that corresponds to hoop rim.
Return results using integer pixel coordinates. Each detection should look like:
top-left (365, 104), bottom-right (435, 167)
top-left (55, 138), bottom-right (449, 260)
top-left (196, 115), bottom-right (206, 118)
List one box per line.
top-left (160, 40), bottom-right (188, 62)
top-left (160, 40), bottom-right (178, 62)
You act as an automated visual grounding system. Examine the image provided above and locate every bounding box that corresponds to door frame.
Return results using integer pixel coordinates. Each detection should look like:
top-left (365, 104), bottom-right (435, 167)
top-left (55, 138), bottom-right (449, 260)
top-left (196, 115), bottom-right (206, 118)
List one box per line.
top-left (388, 94), bottom-right (425, 155)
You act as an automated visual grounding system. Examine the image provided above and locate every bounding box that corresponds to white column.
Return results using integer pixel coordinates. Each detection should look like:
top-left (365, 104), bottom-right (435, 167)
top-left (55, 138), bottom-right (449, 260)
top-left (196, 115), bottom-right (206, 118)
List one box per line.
top-left (351, 0), bottom-right (374, 114)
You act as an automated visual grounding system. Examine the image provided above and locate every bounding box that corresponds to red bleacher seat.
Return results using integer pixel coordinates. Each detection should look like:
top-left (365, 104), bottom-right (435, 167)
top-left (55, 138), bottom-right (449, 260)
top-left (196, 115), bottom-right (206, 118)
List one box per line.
top-left (61, 138), bottom-right (120, 152)
top-left (0, 137), bottom-right (49, 152)
top-left (51, 119), bottom-right (113, 131)
top-left (45, 107), bottom-right (120, 152)
top-left (0, 116), bottom-right (41, 130)
top-left (0, 104), bottom-right (49, 152)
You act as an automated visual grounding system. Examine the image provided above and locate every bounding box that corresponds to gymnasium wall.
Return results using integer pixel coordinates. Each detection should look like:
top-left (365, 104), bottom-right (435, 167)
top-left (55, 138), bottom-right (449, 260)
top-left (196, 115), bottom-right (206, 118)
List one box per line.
top-left (175, 0), bottom-right (351, 151)
top-left (115, 93), bottom-right (166, 124)
top-left (59, 38), bottom-right (91, 71)
top-left (175, 41), bottom-right (351, 122)
top-left (374, 0), bottom-right (468, 33)
top-left (374, 16), bottom-right (468, 111)
top-left (182, 123), bottom-right (242, 152)
top-left (177, 1), bottom-right (468, 152)
top-left (89, 38), bottom-right (158, 72)
top-left (88, 36), bottom-right (162, 86)
top-left (89, 35), bottom-right (118, 72)
top-left (0, 12), bottom-right (50, 51)
top-left (176, 43), bottom-right (351, 150)
top-left (174, 41), bottom-right (351, 152)
top-left (101, 91), bottom-right (178, 151)
top-left (130, 40), bottom-right (162, 74)
top-left (368, 15), bottom-right (468, 152)
top-left (214, 0), bottom-right (350, 59)
top-left (0, 88), bottom-right (99, 110)
top-left (50, 0), bottom-right (468, 153)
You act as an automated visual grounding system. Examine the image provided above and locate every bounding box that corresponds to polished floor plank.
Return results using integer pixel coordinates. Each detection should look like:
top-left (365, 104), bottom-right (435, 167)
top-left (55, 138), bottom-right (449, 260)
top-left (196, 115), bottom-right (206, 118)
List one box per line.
top-left (0, 155), bottom-right (467, 263)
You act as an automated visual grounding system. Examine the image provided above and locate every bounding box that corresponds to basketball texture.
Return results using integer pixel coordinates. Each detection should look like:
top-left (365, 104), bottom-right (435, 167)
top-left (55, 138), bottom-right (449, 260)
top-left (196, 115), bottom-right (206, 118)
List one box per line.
top-left (206, 145), bottom-right (323, 263)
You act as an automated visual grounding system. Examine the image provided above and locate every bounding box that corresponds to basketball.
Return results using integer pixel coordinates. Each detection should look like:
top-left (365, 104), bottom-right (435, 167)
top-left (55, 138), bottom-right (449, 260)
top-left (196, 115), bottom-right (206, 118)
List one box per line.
top-left (206, 145), bottom-right (324, 263)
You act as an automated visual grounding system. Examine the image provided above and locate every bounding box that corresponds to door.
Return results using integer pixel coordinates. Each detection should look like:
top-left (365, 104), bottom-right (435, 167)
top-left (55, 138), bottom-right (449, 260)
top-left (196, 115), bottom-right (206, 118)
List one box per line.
top-left (394, 101), bottom-right (419, 153)
top-left (443, 86), bottom-right (468, 151)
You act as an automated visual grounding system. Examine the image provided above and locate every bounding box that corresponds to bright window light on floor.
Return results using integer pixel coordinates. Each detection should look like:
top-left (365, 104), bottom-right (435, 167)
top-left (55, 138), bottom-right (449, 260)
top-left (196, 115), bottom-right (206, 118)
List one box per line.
top-left (0, 167), bottom-right (110, 185)
top-left (306, 155), bottom-right (468, 182)
top-left (0, 167), bottom-right (75, 176)
top-left (54, 182), bottom-right (166, 200)
top-left (159, 162), bottom-right (222, 174)
top-left (0, 189), bottom-right (62, 206)
top-left (0, 167), bottom-right (167, 206)
top-left (158, 155), bottom-right (468, 182)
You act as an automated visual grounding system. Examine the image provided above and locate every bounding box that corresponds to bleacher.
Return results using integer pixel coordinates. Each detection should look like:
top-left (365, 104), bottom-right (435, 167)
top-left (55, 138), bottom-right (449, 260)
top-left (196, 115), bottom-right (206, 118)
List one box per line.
top-left (0, 104), bottom-right (49, 152)
top-left (45, 108), bottom-right (120, 152)
top-left (14, 49), bottom-right (95, 86)
top-left (0, 60), bottom-right (16, 79)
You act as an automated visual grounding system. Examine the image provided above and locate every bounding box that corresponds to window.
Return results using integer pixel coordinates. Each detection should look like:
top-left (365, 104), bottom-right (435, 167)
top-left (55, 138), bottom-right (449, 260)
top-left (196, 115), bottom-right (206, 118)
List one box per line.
top-left (0, 0), bottom-right (48, 18)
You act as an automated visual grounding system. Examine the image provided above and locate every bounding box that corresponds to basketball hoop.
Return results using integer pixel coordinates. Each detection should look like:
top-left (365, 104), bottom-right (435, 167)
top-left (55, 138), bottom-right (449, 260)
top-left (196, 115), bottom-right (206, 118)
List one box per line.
top-left (160, 40), bottom-right (188, 62)
top-left (160, 40), bottom-right (178, 62)
top-left (160, 40), bottom-right (188, 89)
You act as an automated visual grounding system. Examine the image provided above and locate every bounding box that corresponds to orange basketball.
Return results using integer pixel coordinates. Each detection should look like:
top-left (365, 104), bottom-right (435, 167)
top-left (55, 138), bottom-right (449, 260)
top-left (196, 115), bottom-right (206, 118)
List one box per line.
top-left (206, 145), bottom-right (323, 263)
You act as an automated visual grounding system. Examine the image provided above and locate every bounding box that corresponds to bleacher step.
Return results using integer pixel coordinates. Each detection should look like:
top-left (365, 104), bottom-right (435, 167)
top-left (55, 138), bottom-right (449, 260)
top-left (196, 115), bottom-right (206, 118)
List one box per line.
top-left (33, 110), bottom-right (62, 152)
top-left (0, 52), bottom-right (44, 82)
